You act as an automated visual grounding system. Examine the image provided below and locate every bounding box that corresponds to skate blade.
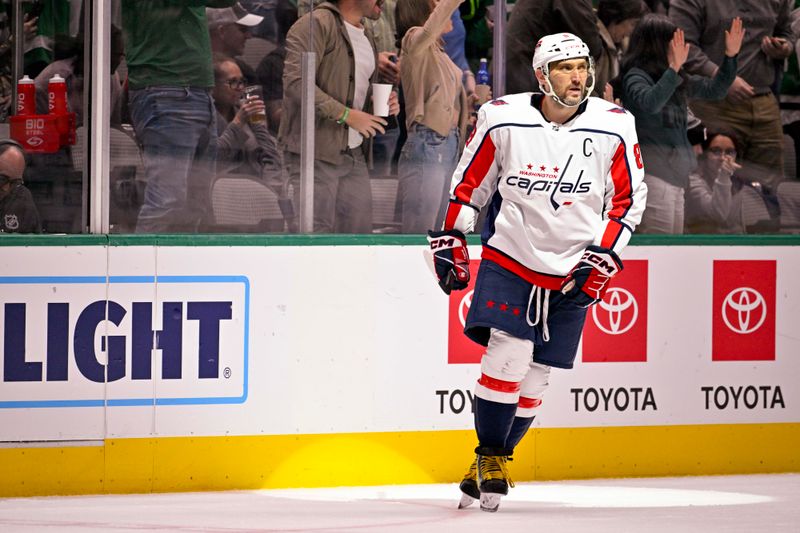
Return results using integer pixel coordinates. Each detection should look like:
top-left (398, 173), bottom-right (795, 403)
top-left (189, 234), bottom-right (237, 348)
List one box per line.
top-left (458, 493), bottom-right (476, 509)
top-left (479, 493), bottom-right (501, 512)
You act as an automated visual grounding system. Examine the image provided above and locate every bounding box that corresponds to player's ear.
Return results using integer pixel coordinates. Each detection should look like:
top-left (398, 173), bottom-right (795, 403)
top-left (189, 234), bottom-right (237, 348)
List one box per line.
top-left (534, 68), bottom-right (551, 93)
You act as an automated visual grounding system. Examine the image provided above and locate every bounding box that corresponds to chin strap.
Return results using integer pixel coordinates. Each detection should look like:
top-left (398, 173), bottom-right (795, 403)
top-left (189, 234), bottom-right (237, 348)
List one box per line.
top-left (539, 58), bottom-right (596, 109)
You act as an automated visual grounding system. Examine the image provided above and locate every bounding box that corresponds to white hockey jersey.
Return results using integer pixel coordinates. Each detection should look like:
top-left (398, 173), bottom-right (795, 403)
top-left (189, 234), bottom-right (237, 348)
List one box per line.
top-left (443, 93), bottom-right (647, 290)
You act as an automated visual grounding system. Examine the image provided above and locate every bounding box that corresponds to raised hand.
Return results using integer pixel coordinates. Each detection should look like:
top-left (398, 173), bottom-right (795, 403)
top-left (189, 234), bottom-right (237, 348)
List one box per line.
top-left (725, 17), bottom-right (745, 57)
top-left (668, 28), bottom-right (690, 72)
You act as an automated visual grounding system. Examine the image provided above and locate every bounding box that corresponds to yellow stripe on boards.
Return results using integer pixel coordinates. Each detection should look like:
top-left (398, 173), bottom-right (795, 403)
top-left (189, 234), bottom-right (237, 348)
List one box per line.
top-left (1, 424), bottom-right (797, 497)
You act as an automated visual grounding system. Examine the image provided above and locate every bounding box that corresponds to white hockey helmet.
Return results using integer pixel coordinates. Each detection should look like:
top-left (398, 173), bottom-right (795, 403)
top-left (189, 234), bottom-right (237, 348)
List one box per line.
top-left (531, 33), bottom-right (595, 107)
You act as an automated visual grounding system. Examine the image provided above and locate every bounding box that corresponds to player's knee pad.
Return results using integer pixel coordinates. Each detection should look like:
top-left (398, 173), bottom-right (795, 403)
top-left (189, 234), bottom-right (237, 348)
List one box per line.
top-left (516, 362), bottom-right (551, 417)
top-left (476, 329), bottom-right (533, 404)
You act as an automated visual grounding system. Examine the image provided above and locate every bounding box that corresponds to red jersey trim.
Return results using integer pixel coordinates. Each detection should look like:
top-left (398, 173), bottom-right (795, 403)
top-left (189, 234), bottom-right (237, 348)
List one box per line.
top-left (482, 247), bottom-right (565, 290)
top-left (600, 219), bottom-right (624, 249)
top-left (607, 142), bottom-right (633, 220)
top-left (453, 133), bottom-right (496, 204)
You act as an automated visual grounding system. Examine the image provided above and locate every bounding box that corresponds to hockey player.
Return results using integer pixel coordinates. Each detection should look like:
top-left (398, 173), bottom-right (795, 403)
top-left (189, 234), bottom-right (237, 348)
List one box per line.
top-left (427, 33), bottom-right (647, 512)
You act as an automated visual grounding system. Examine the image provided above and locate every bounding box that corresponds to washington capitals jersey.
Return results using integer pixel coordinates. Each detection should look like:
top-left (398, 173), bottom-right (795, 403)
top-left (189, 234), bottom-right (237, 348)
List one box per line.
top-left (443, 93), bottom-right (647, 289)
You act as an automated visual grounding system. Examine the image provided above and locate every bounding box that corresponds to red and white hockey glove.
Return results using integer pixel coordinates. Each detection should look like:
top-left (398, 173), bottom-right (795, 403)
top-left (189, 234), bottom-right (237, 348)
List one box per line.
top-left (427, 229), bottom-right (470, 295)
top-left (560, 245), bottom-right (623, 307)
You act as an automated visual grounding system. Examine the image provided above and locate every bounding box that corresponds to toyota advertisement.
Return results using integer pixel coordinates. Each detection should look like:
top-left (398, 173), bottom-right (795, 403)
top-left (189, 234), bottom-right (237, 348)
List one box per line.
top-left (443, 247), bottom-right (795, 428)
top-left (0, 244), bottom-right (797, 442)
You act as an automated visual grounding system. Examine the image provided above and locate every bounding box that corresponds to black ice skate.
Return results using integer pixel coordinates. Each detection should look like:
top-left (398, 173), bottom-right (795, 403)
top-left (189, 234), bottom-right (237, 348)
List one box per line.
top-left (477, 451), bottom-right (514, 512)
top-left (457, 457), bottom-right (479, 509)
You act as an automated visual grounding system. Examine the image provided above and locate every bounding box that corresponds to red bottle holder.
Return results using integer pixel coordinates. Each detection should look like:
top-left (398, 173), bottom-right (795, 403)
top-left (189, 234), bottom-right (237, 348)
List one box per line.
top-left (9, 113), bottom-right (76, 153)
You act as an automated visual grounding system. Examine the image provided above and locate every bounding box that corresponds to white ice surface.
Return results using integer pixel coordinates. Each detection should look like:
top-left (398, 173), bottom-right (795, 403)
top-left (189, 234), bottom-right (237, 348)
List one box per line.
top-left (0, 474), bottom-right (798, 532)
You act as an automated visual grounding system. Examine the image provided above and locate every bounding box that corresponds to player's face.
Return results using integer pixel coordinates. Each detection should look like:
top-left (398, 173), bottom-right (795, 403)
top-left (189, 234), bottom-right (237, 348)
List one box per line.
top-left (548, 58), bottom-right (589, 106)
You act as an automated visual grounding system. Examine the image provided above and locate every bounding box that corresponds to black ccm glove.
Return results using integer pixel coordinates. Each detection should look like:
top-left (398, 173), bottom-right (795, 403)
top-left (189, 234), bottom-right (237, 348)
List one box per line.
top-left (426, 229), bottom-right (470, 294)
top-left (560, 245), bottom-right (623, 307)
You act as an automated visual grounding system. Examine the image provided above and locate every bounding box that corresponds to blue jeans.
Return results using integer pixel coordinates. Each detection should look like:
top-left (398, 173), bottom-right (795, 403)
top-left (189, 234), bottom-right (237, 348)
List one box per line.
top-left (129, 86), bottom-right (217, 233)
top-left (398, 124), bottom-right (459, 233)
top-left (370, 127), bottom-right (401, 178)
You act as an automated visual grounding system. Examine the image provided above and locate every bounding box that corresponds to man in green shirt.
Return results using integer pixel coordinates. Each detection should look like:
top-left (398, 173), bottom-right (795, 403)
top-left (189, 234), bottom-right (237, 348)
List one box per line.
top-left (122, 0), bottom-right (236, 233)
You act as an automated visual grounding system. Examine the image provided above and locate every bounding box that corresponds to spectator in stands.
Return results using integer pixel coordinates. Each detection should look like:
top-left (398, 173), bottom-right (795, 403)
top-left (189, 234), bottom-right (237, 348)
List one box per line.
top-left (279, 0), bottom-right (399, 233)
top-left (444, 8), bottom-right (477, 104)
top-left (255, 3), bottom-right (298, 135)
top-left (670, 0), bottom-right (795, 190)
top-left (685, 128), bottom-right (743, 233)
top-left (459, 0), bottom-right (491, 73)
top-left (779, 1), bottom-right (800, 181)
top-left (365, 0), bottom-right (401, 179)
top-left (620, 14), bottom-right (743, 234)
top-left (240, 0), bottom-right (280, 42)
top-left (594, 0), bottom-right (645, 102)
top-left (505, 0), bottom-right (603, 94)
top-left (207, 2), bottom-right (264, 84)
top-left (0, 9), bottom-right (38, 121)
top-left (34, 26), bottom-right (125, 126)
top-left (212, 56), bottom-right (287, 198)
top-left (122, 0), bottom-right (236, 233)
top-left (396, 0), bottom-right (470, 233)
top-left (0, 140), bottom-right (40, 233)
top-left (644, 0), bottom-right (668, 15)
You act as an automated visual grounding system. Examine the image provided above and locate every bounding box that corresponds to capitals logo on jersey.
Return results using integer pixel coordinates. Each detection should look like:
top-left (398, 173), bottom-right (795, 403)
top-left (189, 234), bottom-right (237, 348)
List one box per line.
top-left (504, 152), bottom-right (594, 210)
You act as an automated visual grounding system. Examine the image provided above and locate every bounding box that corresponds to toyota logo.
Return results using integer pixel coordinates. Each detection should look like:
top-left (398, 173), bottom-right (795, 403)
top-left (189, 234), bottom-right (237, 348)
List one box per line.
top-left (458, 290), bottom-right (474, 327)
top-left (722, 287), bottom-right (766, 334)
top-left (591, 287), bottom-right (638, 335)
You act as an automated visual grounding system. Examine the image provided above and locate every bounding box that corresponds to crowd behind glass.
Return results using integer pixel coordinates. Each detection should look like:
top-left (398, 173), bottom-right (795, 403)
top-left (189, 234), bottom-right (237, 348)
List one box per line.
top-left (1, 0), bottom-right (799, 235)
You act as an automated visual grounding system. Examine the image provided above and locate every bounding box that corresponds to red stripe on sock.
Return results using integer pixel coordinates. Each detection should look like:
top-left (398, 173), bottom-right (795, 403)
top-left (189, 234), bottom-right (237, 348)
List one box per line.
top-left (518, 397), bottom-right (542, 409)
top-left (478, 374), bottom-right (521, 393)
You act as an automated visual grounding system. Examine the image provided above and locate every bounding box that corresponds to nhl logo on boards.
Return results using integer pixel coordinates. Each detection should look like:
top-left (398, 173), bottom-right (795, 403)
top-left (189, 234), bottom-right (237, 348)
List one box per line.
top-left (4, 214), bottom-right (19, 230)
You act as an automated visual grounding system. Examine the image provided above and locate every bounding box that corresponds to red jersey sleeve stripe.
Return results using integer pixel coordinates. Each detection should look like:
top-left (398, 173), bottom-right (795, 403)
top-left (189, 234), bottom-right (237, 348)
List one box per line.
top-left (444, 201), bottom-right (463, 230)
top-left (607, 141), bottom-right (633, 220)
top-left (600, 219), bottom-right (624, 249)
top-left (453, 134), bottom-right (496, 204)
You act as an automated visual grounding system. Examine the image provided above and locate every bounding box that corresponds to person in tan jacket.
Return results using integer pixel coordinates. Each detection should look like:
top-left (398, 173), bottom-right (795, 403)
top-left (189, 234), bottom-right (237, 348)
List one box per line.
top-left (279, 0), bottom-right (399, 233)
top-left (396, 0), bottom-right (470, 233)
